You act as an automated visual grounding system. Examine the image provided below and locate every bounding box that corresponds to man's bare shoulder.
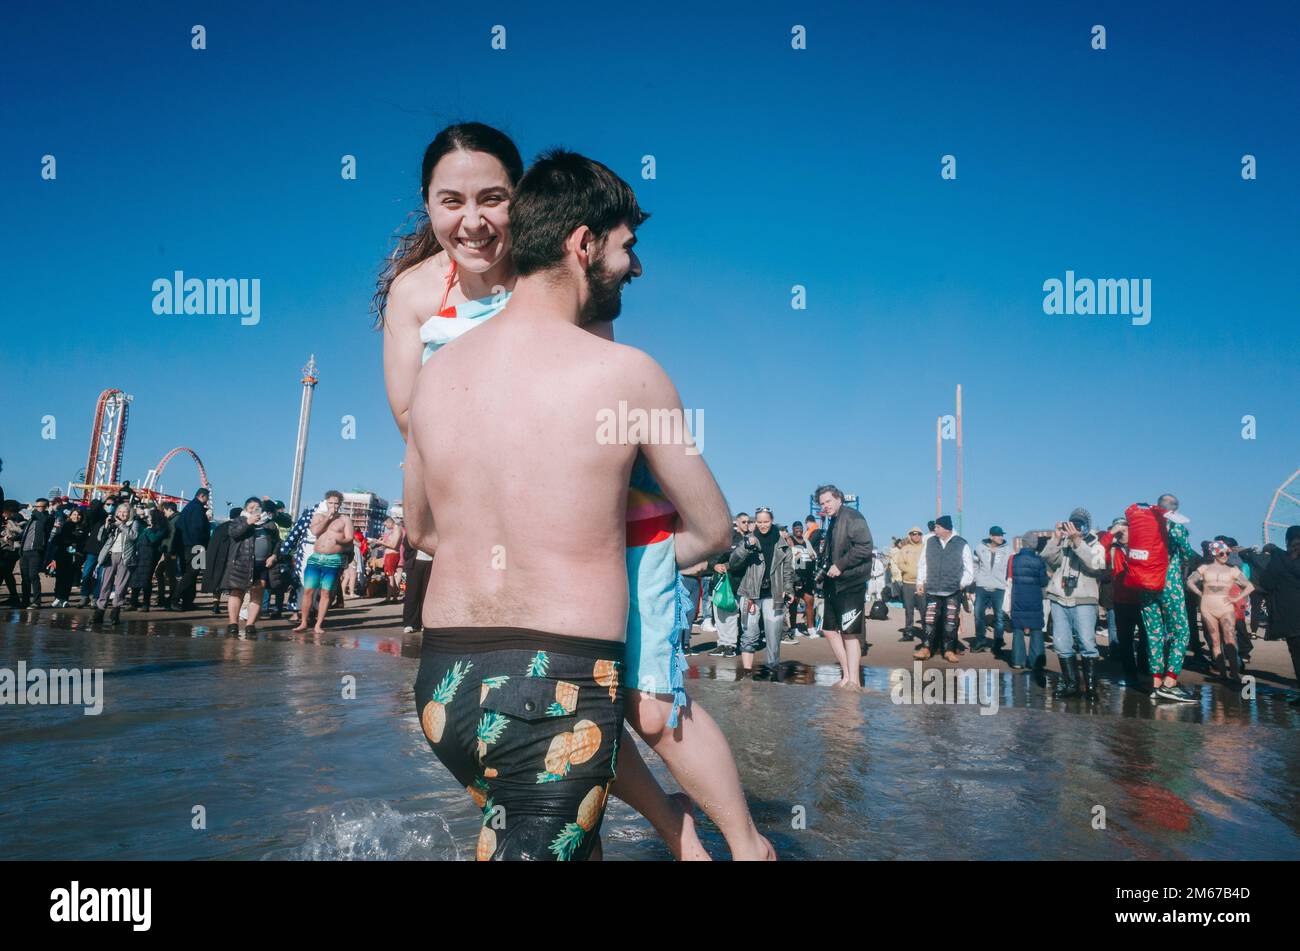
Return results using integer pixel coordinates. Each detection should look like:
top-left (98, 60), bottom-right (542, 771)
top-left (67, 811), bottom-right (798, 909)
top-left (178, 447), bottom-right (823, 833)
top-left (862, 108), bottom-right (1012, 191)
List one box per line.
top-left (598, 341), bottom-right (676, 402)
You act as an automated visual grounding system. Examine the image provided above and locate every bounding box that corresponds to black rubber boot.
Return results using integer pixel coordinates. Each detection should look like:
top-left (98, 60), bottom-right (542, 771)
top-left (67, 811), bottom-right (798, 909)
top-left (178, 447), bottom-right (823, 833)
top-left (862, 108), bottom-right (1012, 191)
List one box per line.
top-left (92, 608), bottom-right (105, 624)
top-left (108, 606), bottom-right (120, 626)
top-left (1054, 655), bottom-right (1080, 698)
top-left (1082, 657), bottom-right (1098, 701)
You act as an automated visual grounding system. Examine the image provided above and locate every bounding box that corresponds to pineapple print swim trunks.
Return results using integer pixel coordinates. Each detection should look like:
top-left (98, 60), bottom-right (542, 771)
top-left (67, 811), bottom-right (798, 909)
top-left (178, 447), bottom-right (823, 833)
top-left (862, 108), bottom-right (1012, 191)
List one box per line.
top-left (415, 627), bottom-right (626, 861)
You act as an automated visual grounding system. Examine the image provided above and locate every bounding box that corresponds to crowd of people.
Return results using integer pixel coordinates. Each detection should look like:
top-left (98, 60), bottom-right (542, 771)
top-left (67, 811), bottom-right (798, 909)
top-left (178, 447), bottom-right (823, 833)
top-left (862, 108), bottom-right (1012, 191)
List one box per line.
top-left (0, 483), bottom-right (433, 637)
top-left (689, 490), bottom-right (1300, 705)
top-left (5, 470), bottom-right (1298, 707)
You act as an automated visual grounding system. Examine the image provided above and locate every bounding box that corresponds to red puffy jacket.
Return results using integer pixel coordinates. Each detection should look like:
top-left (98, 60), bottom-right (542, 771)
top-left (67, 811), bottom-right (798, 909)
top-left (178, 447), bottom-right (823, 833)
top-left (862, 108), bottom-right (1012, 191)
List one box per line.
top-left (1123, 503), bottom-right (1169, 592)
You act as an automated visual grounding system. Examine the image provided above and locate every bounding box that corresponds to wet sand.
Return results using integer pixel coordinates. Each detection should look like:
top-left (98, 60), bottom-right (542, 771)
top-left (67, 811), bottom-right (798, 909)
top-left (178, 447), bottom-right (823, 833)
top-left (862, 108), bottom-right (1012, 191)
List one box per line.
top-left (5, 597), bottom-right (1298, 859)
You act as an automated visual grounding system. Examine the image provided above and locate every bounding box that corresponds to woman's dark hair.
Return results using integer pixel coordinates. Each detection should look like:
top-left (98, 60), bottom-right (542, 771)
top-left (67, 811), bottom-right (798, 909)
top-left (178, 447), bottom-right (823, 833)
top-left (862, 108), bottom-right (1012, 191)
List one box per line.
top-left (150, 509), bottom-right (167, 531)
top-left (372, 122), bottom-right (524, 327)
top-left (508, 149), bottom-right (648, 277)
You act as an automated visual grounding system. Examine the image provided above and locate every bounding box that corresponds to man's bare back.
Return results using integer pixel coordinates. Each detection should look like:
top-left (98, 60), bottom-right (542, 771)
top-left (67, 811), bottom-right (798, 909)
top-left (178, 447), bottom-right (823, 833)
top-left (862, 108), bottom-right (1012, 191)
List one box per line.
top-left (406, 307), bottom-right (648, 640)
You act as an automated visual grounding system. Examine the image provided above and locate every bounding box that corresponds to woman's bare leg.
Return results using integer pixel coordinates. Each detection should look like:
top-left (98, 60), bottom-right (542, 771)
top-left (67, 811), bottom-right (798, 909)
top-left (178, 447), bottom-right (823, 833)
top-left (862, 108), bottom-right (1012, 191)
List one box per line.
top-left (245, 582), bottom-right (265, 626)
top-left (226, 590), bottom-right (243, 625)
top-left (626, 690), bottom-right (774, 861)
top-left (608, 726), bottom-right (709, 861)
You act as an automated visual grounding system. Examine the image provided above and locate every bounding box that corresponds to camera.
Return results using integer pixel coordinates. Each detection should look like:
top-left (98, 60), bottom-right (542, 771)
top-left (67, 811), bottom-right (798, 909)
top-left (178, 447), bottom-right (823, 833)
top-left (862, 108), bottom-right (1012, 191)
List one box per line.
top-left (1061, 574), bottom-right (1078, 596)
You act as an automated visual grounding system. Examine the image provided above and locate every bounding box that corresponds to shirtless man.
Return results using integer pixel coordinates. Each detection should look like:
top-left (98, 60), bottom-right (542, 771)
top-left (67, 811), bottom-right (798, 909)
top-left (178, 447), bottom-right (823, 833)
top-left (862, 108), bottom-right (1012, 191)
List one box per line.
top-left (292, 490), bottom-right (354, 634)
top-left (405, 150), bottom-right (732, 861)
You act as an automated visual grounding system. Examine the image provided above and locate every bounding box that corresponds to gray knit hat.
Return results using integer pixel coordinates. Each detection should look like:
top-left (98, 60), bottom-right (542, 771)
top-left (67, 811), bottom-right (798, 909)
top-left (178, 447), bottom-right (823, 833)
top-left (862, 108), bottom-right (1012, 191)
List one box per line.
top-left (1068, 507), bottom-right (1092, 531)
top-left (1021, 532), bottom-right (1039, 550)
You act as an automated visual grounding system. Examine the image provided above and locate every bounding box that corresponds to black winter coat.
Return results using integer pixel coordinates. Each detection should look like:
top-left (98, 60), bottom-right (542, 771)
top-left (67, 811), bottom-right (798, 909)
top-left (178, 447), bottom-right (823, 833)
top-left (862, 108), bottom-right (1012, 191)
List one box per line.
top-left (1261, 547), bottom-right (1300, 640)
top-left (821, 507), bottom-right (874, 587)
top-left (129, 526), bottom-right (167, 587)
top-left (202, 522), bottom-right (234, 594)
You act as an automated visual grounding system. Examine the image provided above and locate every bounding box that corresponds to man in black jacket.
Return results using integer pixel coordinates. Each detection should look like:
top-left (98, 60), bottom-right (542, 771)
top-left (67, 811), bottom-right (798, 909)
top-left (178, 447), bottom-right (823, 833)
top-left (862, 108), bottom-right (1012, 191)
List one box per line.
top-left (19, 498), bottom-right (53, 608)
top-left (171, 488), bottom-right (211, 610)
top-left (814, 485), bottom-right (873, 687)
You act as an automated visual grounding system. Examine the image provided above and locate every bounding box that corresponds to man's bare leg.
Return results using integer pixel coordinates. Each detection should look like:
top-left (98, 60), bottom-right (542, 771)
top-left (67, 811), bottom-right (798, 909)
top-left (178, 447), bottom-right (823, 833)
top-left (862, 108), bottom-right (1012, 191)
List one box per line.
top-left (823, 629), bottom-right (848, 683)
top-left (608, 725), bottom-right (710, 861)
top-left (625, 691), bottom-right (774, 860)
top-left (313, 587), bottom-right (333, 633)
top-left (292, 589), bottom-right (314, 632)
top-left (842, 635), bottom-right (862, 687)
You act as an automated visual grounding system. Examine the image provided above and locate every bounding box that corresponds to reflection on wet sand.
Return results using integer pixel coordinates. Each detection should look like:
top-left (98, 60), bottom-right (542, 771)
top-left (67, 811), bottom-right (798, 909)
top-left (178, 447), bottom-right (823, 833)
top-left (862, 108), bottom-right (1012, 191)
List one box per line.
top-left (3, 613), bottom-right (1298, 860)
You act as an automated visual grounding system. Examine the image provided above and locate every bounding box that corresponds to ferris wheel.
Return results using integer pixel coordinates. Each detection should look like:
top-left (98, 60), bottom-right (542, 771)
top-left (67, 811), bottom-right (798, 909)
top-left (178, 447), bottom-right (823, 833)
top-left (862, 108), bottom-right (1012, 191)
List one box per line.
top-left (1263, 468), bottom-right (1300, 545)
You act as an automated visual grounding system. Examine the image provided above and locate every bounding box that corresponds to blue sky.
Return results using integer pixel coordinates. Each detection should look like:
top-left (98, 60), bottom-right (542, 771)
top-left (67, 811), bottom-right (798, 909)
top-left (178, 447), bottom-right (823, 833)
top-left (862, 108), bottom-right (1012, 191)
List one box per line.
top-left (3, 1), bottom-right (1297, 544)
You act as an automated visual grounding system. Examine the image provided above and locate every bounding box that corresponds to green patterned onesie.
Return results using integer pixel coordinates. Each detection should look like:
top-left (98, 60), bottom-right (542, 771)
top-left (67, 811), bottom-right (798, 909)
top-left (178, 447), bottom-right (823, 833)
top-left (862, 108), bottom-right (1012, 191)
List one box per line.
top-left (1140, 520), bottom-right (1199, 678)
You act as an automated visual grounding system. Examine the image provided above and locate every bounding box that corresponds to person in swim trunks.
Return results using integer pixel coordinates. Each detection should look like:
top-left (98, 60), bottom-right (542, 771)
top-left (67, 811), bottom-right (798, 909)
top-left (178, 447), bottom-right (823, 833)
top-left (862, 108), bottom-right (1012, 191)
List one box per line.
top-left (416, 629), bottom-right (625, 860)
top-left (293, 490), bottom-right (353, 635)
top-left (403, 149), bottom-right (745, 859)
top-left (381, 125), bottom-right (772, 860)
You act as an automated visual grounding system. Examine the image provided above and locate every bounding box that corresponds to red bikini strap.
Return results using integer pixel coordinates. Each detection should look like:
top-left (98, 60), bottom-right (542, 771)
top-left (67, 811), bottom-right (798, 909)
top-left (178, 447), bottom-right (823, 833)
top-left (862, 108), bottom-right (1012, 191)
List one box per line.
top-left (437, 258), bottom-right (458, 315)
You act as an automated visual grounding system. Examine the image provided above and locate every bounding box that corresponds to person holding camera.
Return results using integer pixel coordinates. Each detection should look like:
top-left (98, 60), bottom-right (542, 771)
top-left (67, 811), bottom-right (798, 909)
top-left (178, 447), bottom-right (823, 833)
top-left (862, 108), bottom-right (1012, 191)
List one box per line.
top-left (787, 519), bottom-right (818, 636)
top-left (128, 507), bottom-right (169, 611)
top-left (913, 515), bottom-right (972, 664)
top-left (727, 507), bottom-right (794, 672)
top-left (814, 485), bottom-right (874, 687)
top-left (218, 497), bottom-right (280, 635)
top-left (94, 500), bottom-right (141, 625)
top-left (1041, 507), bottom-right (1107, 699)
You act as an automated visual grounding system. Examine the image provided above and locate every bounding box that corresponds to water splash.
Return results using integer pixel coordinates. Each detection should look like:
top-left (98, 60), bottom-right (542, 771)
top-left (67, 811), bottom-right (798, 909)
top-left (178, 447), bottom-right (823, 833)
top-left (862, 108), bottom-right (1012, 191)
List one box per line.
top-left (264, 799), bottom-right (461, 861)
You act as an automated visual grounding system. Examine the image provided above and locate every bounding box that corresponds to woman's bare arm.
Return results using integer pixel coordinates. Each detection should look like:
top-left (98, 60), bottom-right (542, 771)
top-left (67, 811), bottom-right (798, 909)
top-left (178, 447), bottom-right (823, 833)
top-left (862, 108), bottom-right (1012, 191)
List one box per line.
top-left (382, 253), bottom-right (451, 440)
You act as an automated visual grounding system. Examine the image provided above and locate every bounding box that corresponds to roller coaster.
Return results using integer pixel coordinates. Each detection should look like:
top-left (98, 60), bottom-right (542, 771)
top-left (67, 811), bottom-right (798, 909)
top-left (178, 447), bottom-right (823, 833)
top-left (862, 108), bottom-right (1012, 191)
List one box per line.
top-left (66, 388), bottom-right (210, 505)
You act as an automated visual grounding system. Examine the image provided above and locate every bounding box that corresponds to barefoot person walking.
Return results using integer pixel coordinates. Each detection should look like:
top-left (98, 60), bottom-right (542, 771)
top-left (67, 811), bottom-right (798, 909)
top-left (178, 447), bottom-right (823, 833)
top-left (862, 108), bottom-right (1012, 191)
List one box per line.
top-left (291, 490), bottom-right (353, 635)
top-left (815, 485), bottom-right (874, 687)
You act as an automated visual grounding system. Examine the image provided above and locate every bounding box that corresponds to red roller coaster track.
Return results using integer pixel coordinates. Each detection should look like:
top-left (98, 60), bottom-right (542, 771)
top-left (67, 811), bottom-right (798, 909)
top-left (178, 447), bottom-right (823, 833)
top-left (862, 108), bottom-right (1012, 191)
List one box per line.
top-left (80, 389), bottom-right (129, 501)
top-left (147, 447), bottom-right (211, 494)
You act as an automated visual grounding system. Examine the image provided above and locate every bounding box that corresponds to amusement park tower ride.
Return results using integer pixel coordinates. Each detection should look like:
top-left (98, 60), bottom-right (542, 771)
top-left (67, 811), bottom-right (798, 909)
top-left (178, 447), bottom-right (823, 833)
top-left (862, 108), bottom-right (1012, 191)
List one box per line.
top-left (288, 355), bottom-right (319, 516)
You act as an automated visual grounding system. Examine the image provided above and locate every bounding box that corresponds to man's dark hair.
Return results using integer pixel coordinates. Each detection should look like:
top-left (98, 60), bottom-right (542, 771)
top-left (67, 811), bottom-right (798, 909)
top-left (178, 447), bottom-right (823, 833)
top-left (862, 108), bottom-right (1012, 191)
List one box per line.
top-left (508, 149), bottom-right (649, 276)
top-left (735, 512), bottom-right (750, 520)
top-left (228, 507), bottom-right (242, 519)
top-left (324, 489), bottom-right (343, 503)
top-left (814, 484), bottom-right (843, 502)
top-left (195, 487), bottom-right (210, 498)
top-left (34, 497), bottom-right (49, 505)
top-left (244, 496), bottom-right (262, 507)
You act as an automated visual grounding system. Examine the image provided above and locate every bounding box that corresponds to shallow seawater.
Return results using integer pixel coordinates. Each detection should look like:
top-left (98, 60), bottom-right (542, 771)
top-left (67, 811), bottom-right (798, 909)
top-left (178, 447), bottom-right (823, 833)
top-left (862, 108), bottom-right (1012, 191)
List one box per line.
top-left (2, 611), bottom-right (1298, 860)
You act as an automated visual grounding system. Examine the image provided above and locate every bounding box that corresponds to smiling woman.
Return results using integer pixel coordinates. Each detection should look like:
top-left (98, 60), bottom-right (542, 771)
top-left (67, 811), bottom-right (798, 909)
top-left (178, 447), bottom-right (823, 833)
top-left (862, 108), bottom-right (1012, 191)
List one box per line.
top-left (376, 122), bottom-right (525, 439)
